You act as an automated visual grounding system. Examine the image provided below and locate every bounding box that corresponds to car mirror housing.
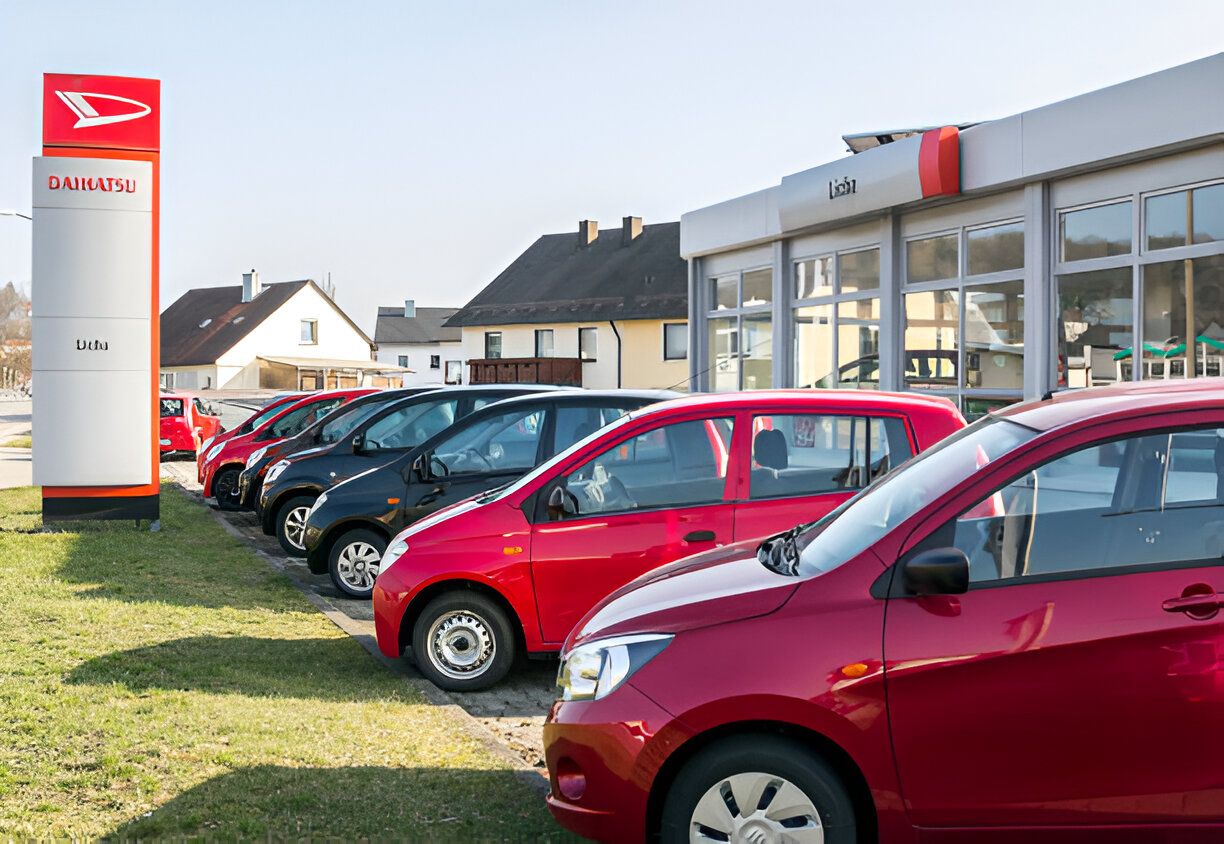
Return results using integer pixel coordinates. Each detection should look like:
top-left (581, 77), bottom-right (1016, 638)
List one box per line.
top-left (547, 485), bottom-right (578, 521)
top-left (411, 453), bottom-right (429, 482)
top-left (902, 547), bottom-right (970, 596)
top-left (351, 433), bottom-right (365, 454)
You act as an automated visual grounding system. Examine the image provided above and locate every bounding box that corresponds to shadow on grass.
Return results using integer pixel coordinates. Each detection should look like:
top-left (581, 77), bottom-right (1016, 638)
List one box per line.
top-left (65, 635), bottom-right (396, 702)
top-left (109, 764), bottom-right (574, 841)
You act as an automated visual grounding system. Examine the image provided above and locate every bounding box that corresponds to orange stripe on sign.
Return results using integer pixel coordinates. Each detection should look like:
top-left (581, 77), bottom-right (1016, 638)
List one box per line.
top-left (918, 126), bottom-right (960, 198)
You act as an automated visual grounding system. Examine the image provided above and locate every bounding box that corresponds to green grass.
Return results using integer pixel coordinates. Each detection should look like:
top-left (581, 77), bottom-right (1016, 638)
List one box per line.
top-left (0, 436), bottom-right (30, 448)
top-left (0, 484), bottom-right (567, 840)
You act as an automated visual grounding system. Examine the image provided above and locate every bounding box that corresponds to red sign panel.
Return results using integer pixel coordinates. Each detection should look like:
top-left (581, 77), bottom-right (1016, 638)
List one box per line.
top-left (43, 73), bottom-right (160, 152)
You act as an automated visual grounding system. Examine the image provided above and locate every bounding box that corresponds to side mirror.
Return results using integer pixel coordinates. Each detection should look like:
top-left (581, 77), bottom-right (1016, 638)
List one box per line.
top-left (411, 453), bottom-right (429, 481)
top-left (351, 434), bottom-right (365, 453)
top-left (546, 485), bottom-right (578, 521)
top-left (902, 547), bottom-right (970, 596)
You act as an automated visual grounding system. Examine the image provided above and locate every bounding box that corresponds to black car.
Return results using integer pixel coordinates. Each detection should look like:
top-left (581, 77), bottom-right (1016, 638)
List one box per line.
top-left (301, 389), bottom-right (678, 598)
top-left (235, 387), bottom-right (436, 511)
top-left (258, 384), bottom-right (558, 554)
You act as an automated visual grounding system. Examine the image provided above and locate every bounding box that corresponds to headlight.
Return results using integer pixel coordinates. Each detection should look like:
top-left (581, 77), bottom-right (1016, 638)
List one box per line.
top-left (205, 443), bottom-right (224, 462)
top-left (200, 436), bottom-right (215, 453)
top-left (246, 447), bottom-right (268, 467)
top-left (265, 459), bottom-right (291, 483)
top-left (556, 633), bottom-right (673, 702)
top-left (380, 538), bottom-right (408, 570)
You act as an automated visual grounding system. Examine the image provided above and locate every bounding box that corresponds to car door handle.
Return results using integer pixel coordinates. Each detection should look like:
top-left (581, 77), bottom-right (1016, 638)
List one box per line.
top-left (1162, 589), bottom-right (1224, 617)
top-left (683, 530), bottom-right (717, 543)
top-left (416, 485), bottom-right (450, 506)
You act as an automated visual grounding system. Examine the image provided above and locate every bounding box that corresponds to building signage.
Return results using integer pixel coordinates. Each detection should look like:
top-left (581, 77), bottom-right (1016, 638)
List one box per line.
top-left (33, 74), bottom-right (160, 520)
top-left (778, 127), bottom-right (960, 232)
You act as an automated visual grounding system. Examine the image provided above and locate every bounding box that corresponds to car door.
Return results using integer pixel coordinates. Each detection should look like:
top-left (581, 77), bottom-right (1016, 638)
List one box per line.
top-left (883, 425), bottom-right (1224, 835)
top-left (530, 414), bottom-right (737, 645)
top-left (732, 411), bottom-right (913, 543)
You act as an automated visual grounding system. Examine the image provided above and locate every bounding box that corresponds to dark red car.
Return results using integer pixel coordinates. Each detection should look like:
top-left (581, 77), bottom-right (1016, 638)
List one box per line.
top-left (373, 390), bottom-right (965, 691)
top-left (158, 392), bottom-right (223, 459)
top-left (544, 379), bottom-right (1224, 842)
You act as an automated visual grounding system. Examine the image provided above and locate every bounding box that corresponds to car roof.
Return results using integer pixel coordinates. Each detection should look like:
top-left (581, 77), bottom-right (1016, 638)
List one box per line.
top-left (996, 378), bottom-right (1224, 432)
top-left (467, 388), bottom-right (680, 407)
top-left (618, 388), bottom-right (961, 420)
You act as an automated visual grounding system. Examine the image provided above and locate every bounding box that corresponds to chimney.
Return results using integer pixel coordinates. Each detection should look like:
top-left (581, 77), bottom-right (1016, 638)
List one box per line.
top-left (403, 299), bottom-right (416, 318)
top-left (578, 219), bottom-right (598, 247)
top-left (622, 216), bottom-right (643, 245)
top-left (241, 269), bottom-right (261, 302)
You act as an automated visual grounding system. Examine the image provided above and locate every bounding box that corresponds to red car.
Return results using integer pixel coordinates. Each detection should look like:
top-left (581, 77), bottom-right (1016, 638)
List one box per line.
top-left (199, 388), bottom-right (375, 508)
top-left (158, 392), bottom-right (223, 459)
top-left (373, 390), bottom-right (965, 691)
top-left (195, 392), bottom-right (303, 482)
top-left (544, 379), bottom-right (1224, 843)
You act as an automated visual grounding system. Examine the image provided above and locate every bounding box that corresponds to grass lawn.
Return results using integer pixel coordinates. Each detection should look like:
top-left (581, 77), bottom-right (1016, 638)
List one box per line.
top-left (0, 483), bottom-right (568, 840)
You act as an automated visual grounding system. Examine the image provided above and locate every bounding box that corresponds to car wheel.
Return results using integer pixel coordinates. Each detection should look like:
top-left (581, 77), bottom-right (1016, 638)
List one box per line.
top-left (213, 467), bottom-right (242, 511)
top-left (660, 735), bottom-right (856, 844)
top-left (412, 592), bottom-right (515, 692)
top-left (275, 495), bottom-right (315, 557)
top-left (326, 528), bottom-right (386, 598)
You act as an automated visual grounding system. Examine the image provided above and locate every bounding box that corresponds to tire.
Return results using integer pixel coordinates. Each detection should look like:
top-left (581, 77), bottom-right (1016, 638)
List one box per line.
top-left (412, 592), bottom-right (515, 692)
top-left (660, 735), bottom-right (857, 844)
top-left (326, 528), bottom-right (387, 598)
top-left (275, 495), bottom-right (316, 557)
top-left (213, 467), bottom-right (242, 511)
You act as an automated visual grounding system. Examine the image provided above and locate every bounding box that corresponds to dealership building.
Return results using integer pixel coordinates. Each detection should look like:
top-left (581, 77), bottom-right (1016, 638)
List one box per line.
top-left (681, 53), bottom-right (1224, 416)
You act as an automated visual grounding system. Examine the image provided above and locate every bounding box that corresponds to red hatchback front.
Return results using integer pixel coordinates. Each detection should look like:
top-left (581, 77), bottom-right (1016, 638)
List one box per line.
top-left (373, 390), bottom-right (964, 692)
top-left (544, 380), bottom-right (1224, 843)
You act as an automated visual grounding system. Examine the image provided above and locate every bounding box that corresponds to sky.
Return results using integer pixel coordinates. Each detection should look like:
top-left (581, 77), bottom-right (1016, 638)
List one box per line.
top-left (2, 0), bottom-right (1222, 336)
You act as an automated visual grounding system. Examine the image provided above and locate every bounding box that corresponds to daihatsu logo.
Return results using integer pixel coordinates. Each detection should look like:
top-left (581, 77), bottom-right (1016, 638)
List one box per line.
top-left (55, 90), bottom-right (152, 129)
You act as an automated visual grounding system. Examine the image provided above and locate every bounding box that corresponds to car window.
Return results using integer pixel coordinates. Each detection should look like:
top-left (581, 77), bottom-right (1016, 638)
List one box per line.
top-left (318, 401), bottom-right (385, 444)
top-left (269, 398), bottom-right (344, 439)
top-left (937, 426), bottom-right (1224, 583)
top-left (552, 405), bottom-right (633, 454)
top-left (559, 417), bottom-right (735, 516)
top-left (749, 414), bottom-right (912, 500)
top-left (433, 407), bottom-right (546, 476)
top-left (160, 398), bottom-right (184, 418)
top-left (364, 399), bottom-right (457, 451)
top-left (192, 398), bottom-right (211, 417)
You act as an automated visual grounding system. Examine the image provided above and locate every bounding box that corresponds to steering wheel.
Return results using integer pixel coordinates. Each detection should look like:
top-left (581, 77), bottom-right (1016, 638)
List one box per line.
top-left (602, 475), bottom-right (636, 510)
top-left (460, 447), bottom-right (491, 471)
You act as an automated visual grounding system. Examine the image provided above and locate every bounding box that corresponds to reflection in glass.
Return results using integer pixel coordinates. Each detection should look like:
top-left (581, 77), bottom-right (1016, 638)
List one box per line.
top-left (794, 304), bottom-right (833, 388)
top-left (963, 280), bottom-right (1024, 390)
top-left (967, 222), bottom-right (1024, 275)
top-left (743, 269), bottom-right (773, 306)
top-left (837, 299), bottom-right (880, 390)
top-left (1142, 256), bottom-right (1224, 378)
top-left (708, 316), bottom-right (739, 391)
top-left (795, 257), bottom-right (833, 300)
top-left (907, 234), bottom-right (959, 283)
top-left (742, 314), bottom-right (773, 389)
top-left (904, 290), bottom-right (959, 389)
top-left (1060, 201), bottom-right (1132, 261)
top-left (1057, 267), bottom-right (1132, 386)
top-left (1146, 184), bottom-right (1224, 251)
top-left (839, 248), bottom-right (880, 292)
top-left (711, 276), bottom-right (738, 310)
top-left (963, 397), bottom-right (1021, 421)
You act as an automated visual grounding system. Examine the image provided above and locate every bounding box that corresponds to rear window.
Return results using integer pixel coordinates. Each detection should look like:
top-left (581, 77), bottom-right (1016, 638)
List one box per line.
top-left (160, 398), bottom-right (184, 418)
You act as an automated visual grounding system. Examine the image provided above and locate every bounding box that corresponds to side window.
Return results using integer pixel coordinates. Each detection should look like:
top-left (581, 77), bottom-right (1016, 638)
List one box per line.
top-left (749, 414), bottom-right (911, 500)
top-left (434, 408), bottom-right (546, 475)
top-left (941, 427), bottom-right (1224, 584)
top-left (193, 398), bottom-right (210, 417)
top-left (364, 400), bottom-right (457, 450)
top-left (559, 417), bottom-right (734, 516)
top-left (160, 398), bottom-right (184, 418)
top-left (269, 399), bottom-right (341, 438)
top-left (552, 405), bottom-right (633, 454)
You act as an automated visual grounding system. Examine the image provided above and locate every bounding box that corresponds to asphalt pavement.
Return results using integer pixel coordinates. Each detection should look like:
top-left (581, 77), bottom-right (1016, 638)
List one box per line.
top-left (0, 399), bottom-right (32, 489)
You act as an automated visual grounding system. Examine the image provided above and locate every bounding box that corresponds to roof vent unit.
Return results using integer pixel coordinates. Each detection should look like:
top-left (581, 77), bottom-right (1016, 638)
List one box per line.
top-left (241, 269), bottom-right (261, 302)
top-left (404, 299), bottom-right (416, 318)
top-left (579, 219), bottom-right (598, 247)
top-left (622, 216), bottom-right (642, 245)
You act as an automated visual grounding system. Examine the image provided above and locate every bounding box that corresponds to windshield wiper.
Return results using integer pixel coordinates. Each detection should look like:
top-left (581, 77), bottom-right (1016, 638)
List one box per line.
top-left (756, 520), bottom-right (815, 576)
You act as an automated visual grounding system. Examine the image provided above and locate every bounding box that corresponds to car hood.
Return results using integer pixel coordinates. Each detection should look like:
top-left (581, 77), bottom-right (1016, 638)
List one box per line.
top-left (566, 540), bottom-right (800, 651)
top-left (285, 444), bottom-right (330, 463)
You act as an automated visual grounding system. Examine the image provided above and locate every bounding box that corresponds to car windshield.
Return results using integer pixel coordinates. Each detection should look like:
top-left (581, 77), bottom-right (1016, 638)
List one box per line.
top-left (318, 400), bottom-right (386, 444)
top-left (792, 415), bottom-right (1038, 577)
top-left (159, 398), bottom-right (184, 418)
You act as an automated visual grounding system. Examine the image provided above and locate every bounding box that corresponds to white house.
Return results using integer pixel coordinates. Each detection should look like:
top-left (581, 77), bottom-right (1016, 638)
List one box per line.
top-left (373, 300), bottom-right (463, 387)
top-left (160, 271), bottom-right (390, 390)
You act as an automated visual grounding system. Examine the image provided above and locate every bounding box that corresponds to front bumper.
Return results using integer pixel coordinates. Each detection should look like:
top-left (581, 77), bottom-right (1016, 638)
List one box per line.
top-left (544, 686), bottom-right (683, 842)
top-left (303, 521), bottom-right (328, 573)
top-left (237, 466), bottom-right (263, 514)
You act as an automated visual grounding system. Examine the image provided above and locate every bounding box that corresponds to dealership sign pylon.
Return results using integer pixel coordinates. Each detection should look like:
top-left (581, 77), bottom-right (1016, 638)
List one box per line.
top-left (33, 73), bottom-right (161, 520)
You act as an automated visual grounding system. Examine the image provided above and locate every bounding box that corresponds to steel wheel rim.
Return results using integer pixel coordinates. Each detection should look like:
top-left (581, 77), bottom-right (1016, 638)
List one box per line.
top-left (283, 506), bottom-right (311, 551)
top-left (335, 541), bottom-right (381, 591)
top-left (426, 610), bottom-right (494, 680)
top-left (689, 771), bottom-right (824, 843)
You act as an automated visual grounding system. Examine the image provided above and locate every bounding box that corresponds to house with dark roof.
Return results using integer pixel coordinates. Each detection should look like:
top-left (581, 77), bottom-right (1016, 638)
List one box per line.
top-left (446, 218), bottom-right (689, 390)
top-left (373, 301), bottom-right (463, 386)
top-left (160, 271), bottom-right (385, 391)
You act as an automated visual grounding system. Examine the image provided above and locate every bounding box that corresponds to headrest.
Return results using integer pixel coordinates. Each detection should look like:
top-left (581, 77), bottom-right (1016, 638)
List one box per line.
top-left (753, 428), bottom-right (788, 471)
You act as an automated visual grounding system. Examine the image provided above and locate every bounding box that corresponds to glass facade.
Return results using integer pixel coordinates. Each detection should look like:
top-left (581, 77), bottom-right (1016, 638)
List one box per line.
top-left (793, 247), bottom-right (880, 391)
top-left (706, 267), bottom-right (773, 390)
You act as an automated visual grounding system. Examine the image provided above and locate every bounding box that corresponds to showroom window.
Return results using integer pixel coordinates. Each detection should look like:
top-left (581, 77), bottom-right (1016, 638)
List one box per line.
top-left (903, 222), bottom-right (1024, 418)
top-left (1057, 180), bottom-right (1224, 386)
top-left (708, 268), bottom-right (773, 390)
top-left (793, 247), bottom-right (880, 390)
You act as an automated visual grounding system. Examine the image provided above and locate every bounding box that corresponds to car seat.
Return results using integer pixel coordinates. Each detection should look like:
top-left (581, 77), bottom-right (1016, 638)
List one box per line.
top-left (753, 429), bottom-right (788, 472)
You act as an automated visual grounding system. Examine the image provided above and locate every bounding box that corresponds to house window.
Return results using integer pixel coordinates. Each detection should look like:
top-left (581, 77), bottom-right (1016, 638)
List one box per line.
top-left (445, 360), bottom-right (462, 384)
top-left (397, 355), bottom-right (408, 368)
top-left (535, 329), bottom-right (555, 358)
top-left (485, 332), bottom-right (502, 359)
top-left (579, 327), bottom-right (598, 361)
top-left (430, 355), bottom-right (441, 369)
top-left (300, 319), bottom-right (318, 344)
top-left (663, 323), bottom-right (688, 360)
top-left (160, 372), bottom-right (175, 389)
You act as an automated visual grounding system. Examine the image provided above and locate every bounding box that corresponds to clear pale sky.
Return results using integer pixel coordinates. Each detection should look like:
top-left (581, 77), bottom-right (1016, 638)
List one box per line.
top-left (2, 0), bottom-right (1221, 335)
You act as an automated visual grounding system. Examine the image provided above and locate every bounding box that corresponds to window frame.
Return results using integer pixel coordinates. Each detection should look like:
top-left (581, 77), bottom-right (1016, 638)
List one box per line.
top-left (300, 319), bottom-right (318, 345)
top-left (535, 328), bottom-right (555, 358)
top-left (792, 244), bottom-right (882, 391)
top-left (484, 331), bottom-right (502, 359)
top-left (579, 327), bottom-right (598, 362)
top-left (663, 322), bottom-right (688, 361)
